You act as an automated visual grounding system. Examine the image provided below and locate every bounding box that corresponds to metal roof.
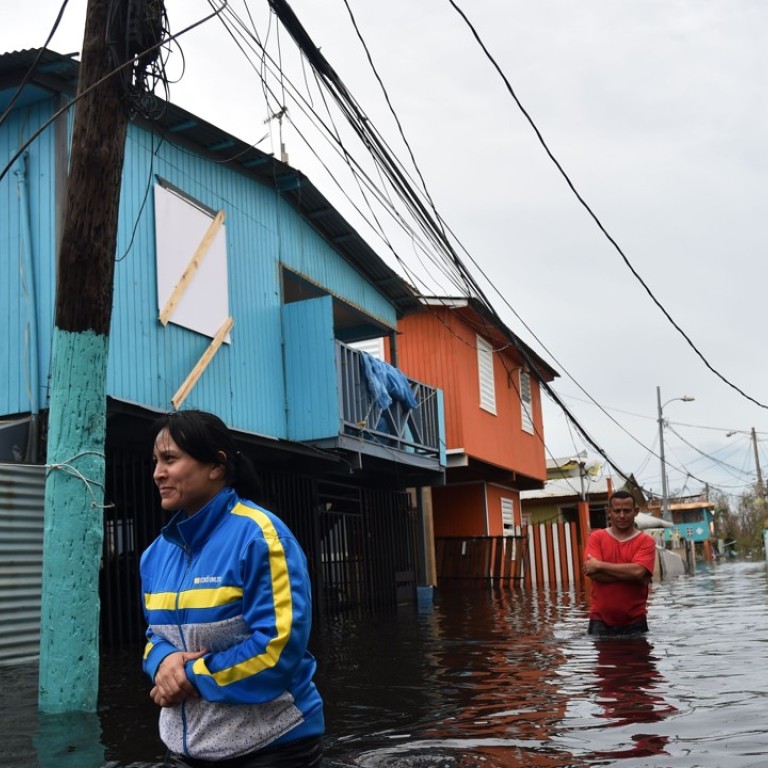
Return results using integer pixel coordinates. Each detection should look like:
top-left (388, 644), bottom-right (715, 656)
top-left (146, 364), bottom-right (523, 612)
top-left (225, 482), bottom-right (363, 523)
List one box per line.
top-left (0, 48), bottom-right (422, 315)
top-left (520, 475), bottom-right (611, 501)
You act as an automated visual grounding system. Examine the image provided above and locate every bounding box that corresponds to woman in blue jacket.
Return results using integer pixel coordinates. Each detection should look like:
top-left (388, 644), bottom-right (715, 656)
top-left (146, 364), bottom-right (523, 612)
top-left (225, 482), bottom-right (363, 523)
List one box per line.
top-left (141, 410), bottom-right (324, 767)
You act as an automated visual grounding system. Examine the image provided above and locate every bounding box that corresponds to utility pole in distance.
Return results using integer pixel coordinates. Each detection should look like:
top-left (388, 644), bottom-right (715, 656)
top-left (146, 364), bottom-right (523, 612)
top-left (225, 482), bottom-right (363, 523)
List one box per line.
top-left (38, 0), bottom-right (129, 713)
top-left (751, 427), bottom-right (765, 502)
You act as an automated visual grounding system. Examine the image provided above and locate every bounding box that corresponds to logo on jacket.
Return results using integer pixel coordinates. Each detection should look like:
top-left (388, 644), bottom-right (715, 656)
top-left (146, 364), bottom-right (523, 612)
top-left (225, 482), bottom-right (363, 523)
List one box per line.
top-left (194, 575), bottom-right (223, 585)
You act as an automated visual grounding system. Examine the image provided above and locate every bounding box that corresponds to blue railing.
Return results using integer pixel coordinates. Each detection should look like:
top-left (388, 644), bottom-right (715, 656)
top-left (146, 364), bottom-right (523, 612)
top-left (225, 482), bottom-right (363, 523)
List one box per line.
top-left (336, 342), bottom-right (441, 460)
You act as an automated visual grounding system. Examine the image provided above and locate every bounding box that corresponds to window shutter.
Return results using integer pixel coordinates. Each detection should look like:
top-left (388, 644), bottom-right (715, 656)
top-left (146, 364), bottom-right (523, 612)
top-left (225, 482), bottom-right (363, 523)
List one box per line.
top-left (477, 335), bottom-right (496, 414)
top-left (501, 498), bottom-right (514, 532)
top-left (520, 370), bottom-right (534, 433)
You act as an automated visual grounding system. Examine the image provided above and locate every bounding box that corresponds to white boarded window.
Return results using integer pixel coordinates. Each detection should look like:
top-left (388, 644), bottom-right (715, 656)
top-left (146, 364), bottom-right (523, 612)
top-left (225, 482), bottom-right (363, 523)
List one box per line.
top-left (501, 497), bottom-right (514, 532)
top-left (154, 183), bottom-right (230, 341)
top-left (520, 369), bottom-right (534, 433)
top-left (477, 334), bottom-right (496, 414)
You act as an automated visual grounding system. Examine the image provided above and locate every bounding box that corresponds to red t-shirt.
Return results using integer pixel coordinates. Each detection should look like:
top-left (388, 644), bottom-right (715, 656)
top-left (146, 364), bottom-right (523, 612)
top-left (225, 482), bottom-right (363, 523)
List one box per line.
top-left (584, 528), bottom-right (657, 626)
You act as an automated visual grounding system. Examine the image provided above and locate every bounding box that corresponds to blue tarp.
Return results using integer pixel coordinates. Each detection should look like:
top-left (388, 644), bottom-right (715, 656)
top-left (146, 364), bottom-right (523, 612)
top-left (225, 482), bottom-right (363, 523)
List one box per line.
top-left (359, 352), bottom-right (418, 411)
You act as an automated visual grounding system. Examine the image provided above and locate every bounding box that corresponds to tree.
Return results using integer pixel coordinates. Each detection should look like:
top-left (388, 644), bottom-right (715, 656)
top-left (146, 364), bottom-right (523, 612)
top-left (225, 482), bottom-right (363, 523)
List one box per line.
top-left (712, 490), bottom-right (766, 556)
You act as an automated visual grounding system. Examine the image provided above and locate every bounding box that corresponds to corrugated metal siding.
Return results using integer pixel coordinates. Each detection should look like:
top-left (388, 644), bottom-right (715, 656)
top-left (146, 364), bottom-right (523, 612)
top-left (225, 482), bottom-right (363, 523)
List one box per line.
top-left (278, 207), bottom-right (396, 326)
top-left (0, 464), bottom-right (45, 665)
top-left (2, 72), bottom-right (406, 446)
top-left (398, 308), bottom-right (546, 479)
top-left (107, 123), bottom-right (395, 439)
top-left (0, 100), bottom-right (58, 416)
top-left (396, 310), bottom-right (466, 448)
top-left (283, 296), bottom-right (338, 441)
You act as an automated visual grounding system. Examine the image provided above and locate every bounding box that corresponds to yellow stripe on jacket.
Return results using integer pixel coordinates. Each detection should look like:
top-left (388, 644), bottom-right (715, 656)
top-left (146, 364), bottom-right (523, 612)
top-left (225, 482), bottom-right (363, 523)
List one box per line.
top-left (191, 503), bottom-right (293, 686)
top-left (144, 586), bottom-right (244, 611)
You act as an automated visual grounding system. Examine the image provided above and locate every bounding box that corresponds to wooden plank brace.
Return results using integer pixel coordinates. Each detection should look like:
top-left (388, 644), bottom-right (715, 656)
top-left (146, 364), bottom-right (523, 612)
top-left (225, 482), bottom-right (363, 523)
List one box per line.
top-left (172, 316), bottom-right (234, 409)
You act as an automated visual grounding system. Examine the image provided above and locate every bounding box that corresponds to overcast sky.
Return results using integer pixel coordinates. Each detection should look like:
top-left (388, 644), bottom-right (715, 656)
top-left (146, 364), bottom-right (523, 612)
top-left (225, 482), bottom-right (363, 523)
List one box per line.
top-left (3, 0), bottom-right (767, 502)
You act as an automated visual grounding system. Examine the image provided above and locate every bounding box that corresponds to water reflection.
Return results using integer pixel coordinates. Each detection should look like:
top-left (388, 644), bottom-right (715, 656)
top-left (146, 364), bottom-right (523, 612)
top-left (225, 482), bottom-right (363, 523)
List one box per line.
top-left (318, 586), bottom-right (591, 767)
top-left (2, 562), bottom-right (768, 767)
top-left (34, 713), bottom-right (105, 768)
top-left (588, 637), bottom-right (677, 761)
top-left (593, 637), bottom-right (666, 724)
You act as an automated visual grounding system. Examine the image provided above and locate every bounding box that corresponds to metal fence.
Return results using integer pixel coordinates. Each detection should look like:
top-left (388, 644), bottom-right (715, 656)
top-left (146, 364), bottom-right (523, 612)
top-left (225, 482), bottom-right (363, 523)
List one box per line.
top-left (316, 480), bottom-right (417, 616)
top-left (99, 453), bottom-right (420, 647)
top-left (0, 463), bottom-right (45, 665)
top-left (337, 343), bottom-right (441, 460)
top-left (435, 535), bottom-right (527, 584)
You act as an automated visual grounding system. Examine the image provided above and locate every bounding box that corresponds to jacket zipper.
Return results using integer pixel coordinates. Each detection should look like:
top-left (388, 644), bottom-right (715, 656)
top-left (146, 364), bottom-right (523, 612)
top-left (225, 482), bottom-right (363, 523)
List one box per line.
top-left (179, 545), bottom-right (192, 756)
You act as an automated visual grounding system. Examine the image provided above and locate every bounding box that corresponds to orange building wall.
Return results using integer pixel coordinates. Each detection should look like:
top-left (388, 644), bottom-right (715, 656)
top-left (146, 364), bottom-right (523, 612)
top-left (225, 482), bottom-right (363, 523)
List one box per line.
top-left (432, 483), bottom-right (487, 537)
top-left (396, 308), bottom-right (546, 482)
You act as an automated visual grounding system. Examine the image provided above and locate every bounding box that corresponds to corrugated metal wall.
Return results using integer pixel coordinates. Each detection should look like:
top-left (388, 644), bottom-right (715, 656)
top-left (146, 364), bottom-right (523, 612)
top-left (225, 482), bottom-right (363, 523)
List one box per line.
top-left (283, 296), bottom-right (339, 441)
top-left (0, 100), bottom-right (58, 417)
top-left (107, 123), bottom-right (397, 436)
top-left (0, 464), bottom-right (45, 665)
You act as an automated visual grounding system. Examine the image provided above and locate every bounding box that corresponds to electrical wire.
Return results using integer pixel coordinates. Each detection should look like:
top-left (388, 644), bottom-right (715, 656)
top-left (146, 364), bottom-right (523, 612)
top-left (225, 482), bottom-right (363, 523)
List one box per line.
top-left (232, 1), bottom-right (761, 502)
top-left (446, 0), bottom-right (768, 412)
top-left (115, 128), bottom-right (165, 263)
top-left (0, 0), bottom-right (71, 130)
top-left (209, 2), bottom-right (471, 297)
top-left (0, 4), bottom-right (229, 187)
top-left (254, 0), bottom-right (657, 489)
top-left (666, 423), bottom-right (759, 480)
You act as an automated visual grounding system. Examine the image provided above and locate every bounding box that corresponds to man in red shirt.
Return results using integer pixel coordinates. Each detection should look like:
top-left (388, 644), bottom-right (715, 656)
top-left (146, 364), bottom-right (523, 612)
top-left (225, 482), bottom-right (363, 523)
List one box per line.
top-left (583, 490), bottom-right (657, 636)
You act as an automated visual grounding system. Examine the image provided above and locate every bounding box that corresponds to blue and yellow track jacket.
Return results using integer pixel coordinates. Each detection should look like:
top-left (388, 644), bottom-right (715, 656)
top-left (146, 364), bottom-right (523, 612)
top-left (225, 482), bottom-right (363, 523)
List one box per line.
top-left (141, 487), bottom-right (324, 761)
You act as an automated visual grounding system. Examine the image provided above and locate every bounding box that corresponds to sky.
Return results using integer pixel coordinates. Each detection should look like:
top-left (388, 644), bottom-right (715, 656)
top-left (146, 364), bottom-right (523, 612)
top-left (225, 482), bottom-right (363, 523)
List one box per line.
top-left (2, 0), bottom-right (767, 503)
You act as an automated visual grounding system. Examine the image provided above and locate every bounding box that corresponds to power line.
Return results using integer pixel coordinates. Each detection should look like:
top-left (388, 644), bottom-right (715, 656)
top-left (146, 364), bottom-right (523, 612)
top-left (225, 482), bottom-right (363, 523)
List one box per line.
top-left (0, 4), bottom-right (229, 186)
top-left (0, 0), bottom-right (71, 130)
top-left (211, 2), bottom-right (471, 297)
top-left (446, 0), bottom-right (768, 412)
top-left (193, 3), bottom-right (759, 499)
top-left (265, 0), bottom-right (644, 487)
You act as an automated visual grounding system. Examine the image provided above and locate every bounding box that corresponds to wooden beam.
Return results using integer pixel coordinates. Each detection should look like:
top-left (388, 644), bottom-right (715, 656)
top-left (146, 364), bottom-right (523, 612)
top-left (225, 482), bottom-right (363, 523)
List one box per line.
top-left (159, 209), bottom-right (225, 326)
top-left (172, 316), bottom-right (234, 409)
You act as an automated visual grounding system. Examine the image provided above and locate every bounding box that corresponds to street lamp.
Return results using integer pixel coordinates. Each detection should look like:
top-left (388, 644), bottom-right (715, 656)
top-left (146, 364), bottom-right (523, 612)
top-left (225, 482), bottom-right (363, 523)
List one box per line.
top-left (657, 386), bottom-right (695, 521)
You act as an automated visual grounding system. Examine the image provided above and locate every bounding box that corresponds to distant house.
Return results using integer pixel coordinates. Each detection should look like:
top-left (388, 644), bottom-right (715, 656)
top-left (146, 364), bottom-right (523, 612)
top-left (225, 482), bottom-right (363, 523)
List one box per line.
top-left (646, 495), bottom-right (716, 563)
top-left (393, 296), bottom-right (558, 580)
top-left (0, 48), bottom-right (445, 653)
top-left (521, 453), bottom-right (647, 530)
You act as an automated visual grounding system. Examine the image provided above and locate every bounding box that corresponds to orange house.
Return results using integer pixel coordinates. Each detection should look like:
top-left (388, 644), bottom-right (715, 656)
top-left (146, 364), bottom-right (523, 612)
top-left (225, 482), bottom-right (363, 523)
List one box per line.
top-left (395, 297), bottom-right (558, 540)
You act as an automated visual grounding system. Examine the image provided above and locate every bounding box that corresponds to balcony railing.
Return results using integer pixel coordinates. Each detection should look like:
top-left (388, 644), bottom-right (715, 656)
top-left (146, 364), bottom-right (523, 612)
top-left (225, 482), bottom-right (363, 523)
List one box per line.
top-left (337, 342), bottom-right (441, 462)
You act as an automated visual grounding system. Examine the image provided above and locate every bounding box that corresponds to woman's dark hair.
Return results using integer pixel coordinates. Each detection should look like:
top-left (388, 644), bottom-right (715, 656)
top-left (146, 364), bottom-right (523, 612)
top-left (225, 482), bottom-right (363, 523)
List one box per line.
top-left (151, 410), bottom-right (262, 501)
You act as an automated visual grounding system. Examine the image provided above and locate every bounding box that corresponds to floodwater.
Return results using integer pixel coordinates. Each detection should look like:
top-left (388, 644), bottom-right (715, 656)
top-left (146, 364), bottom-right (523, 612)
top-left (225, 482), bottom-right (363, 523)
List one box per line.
top-left (2, 560), bottom-right (767, 767)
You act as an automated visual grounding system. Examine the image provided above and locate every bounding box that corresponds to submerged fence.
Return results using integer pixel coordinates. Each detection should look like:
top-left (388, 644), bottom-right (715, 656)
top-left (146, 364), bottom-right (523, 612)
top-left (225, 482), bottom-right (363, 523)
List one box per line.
top-left (524, 521), bottom-right (584, 590)
top-left (436, 522), bottom-right (585, 589)
top-left (435, 535), bottom-right (526, 584)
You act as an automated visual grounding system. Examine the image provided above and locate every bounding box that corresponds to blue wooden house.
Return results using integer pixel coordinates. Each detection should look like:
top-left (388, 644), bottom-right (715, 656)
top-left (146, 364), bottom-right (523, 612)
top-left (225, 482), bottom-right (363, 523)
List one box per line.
top-left (648, 498), bottom-right (716, 563)
top-left (0, 49), bottom-right (444, 645)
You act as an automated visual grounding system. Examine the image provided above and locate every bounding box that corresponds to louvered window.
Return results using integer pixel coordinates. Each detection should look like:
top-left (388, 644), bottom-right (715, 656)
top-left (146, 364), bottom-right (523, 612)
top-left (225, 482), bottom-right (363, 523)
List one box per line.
top-left (476, 335), bottom-right (496, 414)
top-left (501, 498), bottom-right (515, 532)
top-left (520, 370), bottom-right (534, 433)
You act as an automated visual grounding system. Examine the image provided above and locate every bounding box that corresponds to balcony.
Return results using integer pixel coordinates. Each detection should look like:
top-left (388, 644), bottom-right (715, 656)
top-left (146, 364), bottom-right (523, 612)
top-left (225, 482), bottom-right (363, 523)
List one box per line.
top-left (336, 342), bottom-right (443, 469)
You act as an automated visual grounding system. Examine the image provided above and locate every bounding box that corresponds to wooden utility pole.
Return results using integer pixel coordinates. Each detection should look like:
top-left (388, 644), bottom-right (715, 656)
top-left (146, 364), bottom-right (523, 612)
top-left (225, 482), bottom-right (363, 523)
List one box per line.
top-left (38, 0), bottom-right (128, 712)
top-left (751, 427), bottom-right (765, 501)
